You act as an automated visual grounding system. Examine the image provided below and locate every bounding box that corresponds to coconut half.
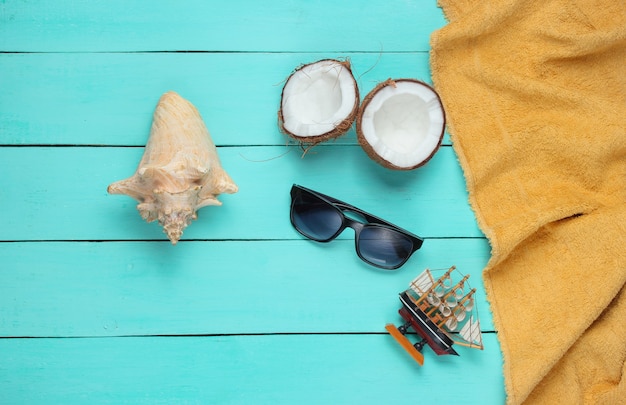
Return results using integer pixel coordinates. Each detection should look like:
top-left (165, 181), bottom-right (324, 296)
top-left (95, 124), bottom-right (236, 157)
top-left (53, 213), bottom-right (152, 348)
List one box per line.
top-left (279, 59), bottom-right (360, 145)
top-left (357, 79), bottom-right (446, 170)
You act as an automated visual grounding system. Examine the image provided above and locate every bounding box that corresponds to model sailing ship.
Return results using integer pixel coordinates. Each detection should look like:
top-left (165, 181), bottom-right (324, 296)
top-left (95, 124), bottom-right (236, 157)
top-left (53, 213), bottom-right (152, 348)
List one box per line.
top-left (386, 266), bottom-right (483, 365)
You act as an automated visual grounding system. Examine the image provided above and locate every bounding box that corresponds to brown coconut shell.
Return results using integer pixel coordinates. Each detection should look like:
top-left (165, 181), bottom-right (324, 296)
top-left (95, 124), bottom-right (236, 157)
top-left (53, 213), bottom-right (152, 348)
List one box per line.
top-left (356, 78), bottom-right (446, 171)
top-left (278, 58), bottom-right (360, 147)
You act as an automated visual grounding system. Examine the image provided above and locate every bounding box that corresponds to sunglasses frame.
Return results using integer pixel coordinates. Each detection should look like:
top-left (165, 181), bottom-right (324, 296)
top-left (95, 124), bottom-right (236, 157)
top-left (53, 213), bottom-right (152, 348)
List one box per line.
top-left (290, 184), bottom-right (424, 269)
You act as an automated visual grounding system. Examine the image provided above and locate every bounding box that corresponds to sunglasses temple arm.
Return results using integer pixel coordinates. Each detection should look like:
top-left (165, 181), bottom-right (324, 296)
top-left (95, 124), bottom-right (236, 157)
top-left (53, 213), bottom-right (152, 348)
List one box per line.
top-left (313, 191), bottom-right (384, 224)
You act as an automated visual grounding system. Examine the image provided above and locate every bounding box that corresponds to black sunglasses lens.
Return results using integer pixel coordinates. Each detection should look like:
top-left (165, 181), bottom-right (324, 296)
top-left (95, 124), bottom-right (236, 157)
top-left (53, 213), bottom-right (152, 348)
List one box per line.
top-left (357, 226), bottom-right (413, 268)
top-left (292, 192), bottom-right (343, 241)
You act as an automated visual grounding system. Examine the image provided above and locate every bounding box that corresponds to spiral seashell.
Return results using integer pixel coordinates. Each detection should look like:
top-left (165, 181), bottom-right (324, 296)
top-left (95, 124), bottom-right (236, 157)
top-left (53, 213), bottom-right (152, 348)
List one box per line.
top-left (108, 91), bottom-right (238, 244)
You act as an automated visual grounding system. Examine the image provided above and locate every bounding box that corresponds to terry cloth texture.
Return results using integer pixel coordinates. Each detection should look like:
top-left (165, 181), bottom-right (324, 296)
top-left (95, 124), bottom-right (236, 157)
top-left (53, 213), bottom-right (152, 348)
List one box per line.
top-left (430, 0), bottom-right (626, 404)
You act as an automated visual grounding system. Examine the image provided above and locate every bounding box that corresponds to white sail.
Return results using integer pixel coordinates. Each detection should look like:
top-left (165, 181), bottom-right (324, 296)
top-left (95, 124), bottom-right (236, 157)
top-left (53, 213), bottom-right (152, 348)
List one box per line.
top-left (439, 305), bottom-right (452, 317)
top-left (427, 294), bottom-right (441, 306)
top-left (459, 316), bottom-right (482, 346)
top-left (445, 317), bottom-right (458, 331)
top-left (445, 295), bottom-right (458, 308)
top-left (409, 269), bottom-right (434, 295)
top-left (464, 297), bottom-right (474, 312)
top-left (454, 308), bottom-right (466, 322)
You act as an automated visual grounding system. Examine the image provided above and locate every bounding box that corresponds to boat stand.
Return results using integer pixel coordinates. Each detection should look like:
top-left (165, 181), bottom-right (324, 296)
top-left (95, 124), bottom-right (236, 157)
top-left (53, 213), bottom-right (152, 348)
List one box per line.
top-left (385, 322), bottom-right (425, 366)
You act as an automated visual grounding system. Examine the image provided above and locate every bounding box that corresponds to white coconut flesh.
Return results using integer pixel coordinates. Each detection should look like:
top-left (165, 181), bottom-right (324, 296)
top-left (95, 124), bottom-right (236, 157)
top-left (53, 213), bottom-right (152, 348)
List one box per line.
top-left (359, 80), bottom-right (445, 169)
top-left (280, 60), bottom-right (358, 139)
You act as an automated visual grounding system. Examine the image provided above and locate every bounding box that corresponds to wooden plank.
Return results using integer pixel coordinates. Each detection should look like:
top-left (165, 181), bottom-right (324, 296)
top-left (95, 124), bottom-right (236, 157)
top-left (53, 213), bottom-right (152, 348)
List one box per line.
top-left (0, 52), bottom-right (445, 146)
top-left (0, 146), bottom-right (482, 241)
top-left (0, 0), bottom-right (446, 52)
top-left (0, 239), bottom-right (492, 337)
top-left (0, 334), bottom-right (504, 404)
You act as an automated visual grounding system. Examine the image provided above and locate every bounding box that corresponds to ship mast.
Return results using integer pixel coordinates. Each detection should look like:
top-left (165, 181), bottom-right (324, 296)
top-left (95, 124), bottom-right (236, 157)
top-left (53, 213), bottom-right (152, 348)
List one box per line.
top-left (437, 287), bottom-right (475, 329)
top-left (427, 273), bottom-right (470, 317)
top-left (411, 266), bottom-right (456, 306)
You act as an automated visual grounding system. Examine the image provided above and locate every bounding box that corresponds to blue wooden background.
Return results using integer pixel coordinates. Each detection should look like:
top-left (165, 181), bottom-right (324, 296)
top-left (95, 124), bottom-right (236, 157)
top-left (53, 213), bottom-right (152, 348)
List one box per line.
top-left (0, 1), bottom-right (505, 403)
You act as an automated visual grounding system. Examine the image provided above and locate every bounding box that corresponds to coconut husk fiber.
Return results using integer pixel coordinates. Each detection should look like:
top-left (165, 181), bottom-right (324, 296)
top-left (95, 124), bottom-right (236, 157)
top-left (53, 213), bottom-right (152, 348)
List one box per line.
top-left (429, 0), bottom-right (626, 403)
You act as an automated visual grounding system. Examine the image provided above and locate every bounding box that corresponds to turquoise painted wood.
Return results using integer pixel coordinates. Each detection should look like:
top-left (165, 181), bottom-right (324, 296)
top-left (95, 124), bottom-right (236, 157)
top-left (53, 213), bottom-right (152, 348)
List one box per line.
top-left (0, 53), bottom-right (443, 146)
top-left (0, 0), bottom-right (505, 403)
top-left (0, 334), bottom-right (503, 404)
top-left (0, 239), bottom-right (493, 337)
top-left (0, 0), bottom-right (446, 52)
top-left (0, 146), bottom-right (481, 241)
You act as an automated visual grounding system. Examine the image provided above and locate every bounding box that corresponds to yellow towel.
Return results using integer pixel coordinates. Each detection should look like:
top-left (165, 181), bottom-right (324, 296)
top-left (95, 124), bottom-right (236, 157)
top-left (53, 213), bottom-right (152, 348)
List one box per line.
top-left (429, 0), bottom-right (626, 403)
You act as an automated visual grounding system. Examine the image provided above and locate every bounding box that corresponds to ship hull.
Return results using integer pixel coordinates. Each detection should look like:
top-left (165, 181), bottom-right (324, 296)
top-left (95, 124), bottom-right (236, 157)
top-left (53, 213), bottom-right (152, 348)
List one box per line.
top-left (398, 292), bottom-right (458, 356)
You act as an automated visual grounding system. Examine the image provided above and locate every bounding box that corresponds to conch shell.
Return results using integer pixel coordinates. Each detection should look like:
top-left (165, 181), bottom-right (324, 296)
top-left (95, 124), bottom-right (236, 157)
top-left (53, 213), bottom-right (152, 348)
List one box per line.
top-left (108, 91), bottom-right (238, 244)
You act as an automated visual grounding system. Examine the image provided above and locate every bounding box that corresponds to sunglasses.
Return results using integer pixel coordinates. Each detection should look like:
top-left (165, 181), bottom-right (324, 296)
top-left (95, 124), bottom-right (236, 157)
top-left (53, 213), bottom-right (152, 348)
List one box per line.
top-left (290, 184), bottom-right (424, 269)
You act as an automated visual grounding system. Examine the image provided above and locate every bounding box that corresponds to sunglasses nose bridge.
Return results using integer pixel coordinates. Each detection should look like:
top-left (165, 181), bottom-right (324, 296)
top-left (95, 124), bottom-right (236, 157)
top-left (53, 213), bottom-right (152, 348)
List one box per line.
top-left (343, 217), bottom-right (365, 236)
top-left (343, 219), bottom-right (365, 259)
